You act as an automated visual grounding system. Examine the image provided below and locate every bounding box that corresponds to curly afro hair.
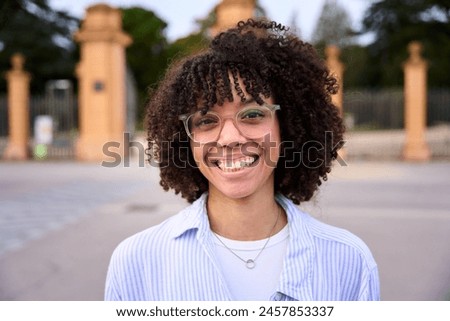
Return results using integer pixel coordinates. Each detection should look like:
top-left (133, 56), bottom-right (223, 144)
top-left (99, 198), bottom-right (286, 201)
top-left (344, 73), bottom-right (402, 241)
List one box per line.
top-left (146, 19), bottom-right (345, 204)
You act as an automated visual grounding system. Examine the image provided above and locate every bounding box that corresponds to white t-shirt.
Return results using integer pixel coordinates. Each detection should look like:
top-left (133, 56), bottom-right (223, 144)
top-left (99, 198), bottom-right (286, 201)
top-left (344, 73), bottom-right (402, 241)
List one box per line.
top-left (212, 225), bottom-right (289, 300)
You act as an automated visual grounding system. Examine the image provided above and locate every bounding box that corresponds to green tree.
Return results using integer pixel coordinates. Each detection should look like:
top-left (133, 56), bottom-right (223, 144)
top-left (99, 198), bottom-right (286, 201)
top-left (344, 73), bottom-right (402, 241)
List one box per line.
top-left (165, 10), bottom-right (212, 61)
top-left (0, 0), bottom-right (79, 93)
top-left (341, 45), bottom-right (372, 89)
top-left (121, 7), bottom-right (173, 125)
top-left (361, 0), bottom-right (450, 87)
top-left (311, 0), bottom-right (355, 48)
top-left (167, 32), bottom-right (209, 61)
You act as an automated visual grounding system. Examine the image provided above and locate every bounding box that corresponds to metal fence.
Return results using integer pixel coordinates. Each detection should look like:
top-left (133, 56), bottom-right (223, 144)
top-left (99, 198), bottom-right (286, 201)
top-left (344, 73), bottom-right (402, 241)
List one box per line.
top-left (344, 89), bottom-right (404, 130)
top-left (30, 80), bottom-right (78, 159)
top-left (0, 81), bottom-right (78, 160)
top-left (428, 88), bottom-right (450, 126)
top-left (344, 88), bottom-right (450, 130)
top-left (0, 95), bottom-right (8, 155)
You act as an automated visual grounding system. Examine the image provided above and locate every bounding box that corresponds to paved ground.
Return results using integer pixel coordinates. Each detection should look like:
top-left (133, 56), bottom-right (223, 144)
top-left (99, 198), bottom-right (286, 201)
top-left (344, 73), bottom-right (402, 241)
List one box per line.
top-left (0, 160), bottom-right (449, 301)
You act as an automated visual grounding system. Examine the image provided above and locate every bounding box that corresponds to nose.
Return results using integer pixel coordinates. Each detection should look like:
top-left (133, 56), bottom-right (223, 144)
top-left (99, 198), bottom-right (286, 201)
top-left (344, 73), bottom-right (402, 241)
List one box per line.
top-left (217, 118), bottom-right (246, 146)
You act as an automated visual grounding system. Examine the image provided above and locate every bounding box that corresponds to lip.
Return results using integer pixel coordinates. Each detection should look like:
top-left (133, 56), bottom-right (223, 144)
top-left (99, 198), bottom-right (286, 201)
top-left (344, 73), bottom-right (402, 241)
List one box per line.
top-left (208, 154), bottom-right (258, 162)
top-left (206, 154), bottom-right (261, 173)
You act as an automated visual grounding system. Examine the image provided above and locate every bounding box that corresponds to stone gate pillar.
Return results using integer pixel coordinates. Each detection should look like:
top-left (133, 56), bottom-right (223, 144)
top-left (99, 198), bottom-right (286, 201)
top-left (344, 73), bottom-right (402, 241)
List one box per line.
top-left (325, 45), bottom-right (346, 160)
top-left (325, 45), bottom-right (344, 116)
top-left (402, 41), bottom-right (431, 161)
top-left (3, 54), bottom-right (31, 160)
top-left (74, 4), bottom-right (132, 161)
top-left (210, 0), bottom-right (255, 37)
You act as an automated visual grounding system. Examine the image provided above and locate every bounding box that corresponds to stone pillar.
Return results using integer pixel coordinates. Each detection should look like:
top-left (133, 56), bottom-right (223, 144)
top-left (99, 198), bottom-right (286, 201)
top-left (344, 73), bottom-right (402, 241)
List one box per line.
top-left (402, 41), bottom-right (431, 161)
top-left (325, 45), bottom-right (346, 160)
top-left (3, 54), bottom-right (31, 160)
top-left (210, 0), bottom-right (256, 37)
top-left (74, 4), bottom-right (132, 162)
top-left (325, 45), bottom-right (344, 116)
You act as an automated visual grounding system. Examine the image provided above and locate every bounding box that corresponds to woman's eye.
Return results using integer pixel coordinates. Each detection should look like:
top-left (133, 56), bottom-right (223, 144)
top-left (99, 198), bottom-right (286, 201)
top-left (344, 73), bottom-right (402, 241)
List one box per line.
top-left (193, 115), bottom-right (219, 128)
top-left (240, 109), bottom-right (265, 120)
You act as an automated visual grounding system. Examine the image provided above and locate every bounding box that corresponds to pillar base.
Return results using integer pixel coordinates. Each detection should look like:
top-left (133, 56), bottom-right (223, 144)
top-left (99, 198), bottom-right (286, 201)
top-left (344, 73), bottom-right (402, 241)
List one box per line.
top-left (402, 142), bottom-right (431, 162)
top-left (3, 144), bottom-right (29, 160)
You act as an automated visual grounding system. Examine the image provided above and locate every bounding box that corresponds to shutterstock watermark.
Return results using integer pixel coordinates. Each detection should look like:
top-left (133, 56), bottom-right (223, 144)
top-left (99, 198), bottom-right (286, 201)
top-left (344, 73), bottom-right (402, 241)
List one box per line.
top-left (101, 132), bottom-right (347, 168)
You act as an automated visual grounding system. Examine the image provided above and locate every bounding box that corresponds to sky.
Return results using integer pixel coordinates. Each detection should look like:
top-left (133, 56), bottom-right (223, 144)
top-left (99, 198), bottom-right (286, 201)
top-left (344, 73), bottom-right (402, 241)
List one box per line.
top-left (49, 0), bottom-right (374, 43)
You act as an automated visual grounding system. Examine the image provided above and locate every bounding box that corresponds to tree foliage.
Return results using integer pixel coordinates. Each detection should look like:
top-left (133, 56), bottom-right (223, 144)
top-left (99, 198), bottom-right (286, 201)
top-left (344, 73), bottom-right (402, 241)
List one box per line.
top-left (165, 11), bottom-right (210, 61)
top-left (0, 0), bottom-right (79, 93)
top-left (311, 0), bottom-right (355, 48)
top-left (341, 45), bottom-right (372, 89)
top-left (121, 7), bottom-right (169, 92)
top-left (361, 0), bottom-right (450, 87)
top-left (121, 7), bottom-right (175, 125)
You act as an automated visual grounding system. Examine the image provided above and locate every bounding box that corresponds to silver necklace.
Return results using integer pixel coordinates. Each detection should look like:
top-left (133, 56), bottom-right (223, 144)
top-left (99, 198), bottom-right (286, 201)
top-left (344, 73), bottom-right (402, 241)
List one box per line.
top-left (213, 206), bottom-right (281, 269)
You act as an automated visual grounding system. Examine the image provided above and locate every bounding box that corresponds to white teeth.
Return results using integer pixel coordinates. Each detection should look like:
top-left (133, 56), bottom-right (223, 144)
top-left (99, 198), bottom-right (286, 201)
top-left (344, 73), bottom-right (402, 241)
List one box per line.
top-left (216, 157), bottom-right (256, 172)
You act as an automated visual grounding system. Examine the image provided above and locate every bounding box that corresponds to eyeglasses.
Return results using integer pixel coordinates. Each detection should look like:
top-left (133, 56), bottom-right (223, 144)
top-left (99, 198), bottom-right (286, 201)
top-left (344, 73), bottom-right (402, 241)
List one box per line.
top-left (179, 104), bottom-right (280, 143)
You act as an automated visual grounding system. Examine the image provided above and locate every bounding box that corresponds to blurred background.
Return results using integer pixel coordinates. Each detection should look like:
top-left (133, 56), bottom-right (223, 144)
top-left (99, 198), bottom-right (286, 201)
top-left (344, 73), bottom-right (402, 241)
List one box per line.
top-left (0, 0), bottom-right (449, 301)
top-left (1, 0), bottom-right (449, 139)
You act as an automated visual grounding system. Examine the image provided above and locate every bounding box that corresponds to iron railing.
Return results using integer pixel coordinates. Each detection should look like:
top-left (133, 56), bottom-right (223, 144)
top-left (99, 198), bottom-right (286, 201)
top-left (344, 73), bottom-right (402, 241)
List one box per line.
top-left (344, 88), bottom-right (450, 130)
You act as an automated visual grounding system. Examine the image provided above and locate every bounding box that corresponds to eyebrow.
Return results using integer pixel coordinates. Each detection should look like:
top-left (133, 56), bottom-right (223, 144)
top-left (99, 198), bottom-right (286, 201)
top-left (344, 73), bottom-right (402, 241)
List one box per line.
top-left (242, 97), bottom-right (256, 105)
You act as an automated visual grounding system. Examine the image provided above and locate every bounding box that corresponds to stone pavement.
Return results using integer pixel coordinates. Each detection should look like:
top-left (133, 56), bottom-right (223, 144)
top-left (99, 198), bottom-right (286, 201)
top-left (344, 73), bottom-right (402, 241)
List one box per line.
top-left (0, 160), bottom-right (449, 300)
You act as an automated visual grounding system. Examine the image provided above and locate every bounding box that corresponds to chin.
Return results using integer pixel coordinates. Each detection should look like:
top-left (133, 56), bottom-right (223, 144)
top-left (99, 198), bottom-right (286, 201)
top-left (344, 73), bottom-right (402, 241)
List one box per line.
top-left (208, 171), bottom-right (274, 201)
top-left (210, 185), bottom-right (255, 200)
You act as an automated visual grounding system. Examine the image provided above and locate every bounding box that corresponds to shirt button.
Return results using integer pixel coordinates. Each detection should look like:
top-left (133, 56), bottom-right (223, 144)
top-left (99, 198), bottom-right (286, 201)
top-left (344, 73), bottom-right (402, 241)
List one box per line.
top-left (274, 293), bottom-right (283, 301)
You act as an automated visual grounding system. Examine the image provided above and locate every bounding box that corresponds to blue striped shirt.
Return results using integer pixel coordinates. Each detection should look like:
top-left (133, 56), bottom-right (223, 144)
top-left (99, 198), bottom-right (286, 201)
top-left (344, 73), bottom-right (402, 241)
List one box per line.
top-left (105, 193), bottom-right (380, 301)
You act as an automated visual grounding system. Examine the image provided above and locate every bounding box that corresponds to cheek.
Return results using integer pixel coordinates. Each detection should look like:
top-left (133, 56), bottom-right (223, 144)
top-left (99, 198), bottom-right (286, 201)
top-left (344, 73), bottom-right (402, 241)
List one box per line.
top-left (269, 138), bottom-right (281, 167)
top-left (190, 141), bottom-right (203, 165)
top-left (261, 128), bottom-right (281, 168)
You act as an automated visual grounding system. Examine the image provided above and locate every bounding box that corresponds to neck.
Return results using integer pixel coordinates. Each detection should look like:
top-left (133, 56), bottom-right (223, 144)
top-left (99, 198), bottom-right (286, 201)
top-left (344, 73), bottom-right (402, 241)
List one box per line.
top-left (207, 187), bottom-right (286, 241)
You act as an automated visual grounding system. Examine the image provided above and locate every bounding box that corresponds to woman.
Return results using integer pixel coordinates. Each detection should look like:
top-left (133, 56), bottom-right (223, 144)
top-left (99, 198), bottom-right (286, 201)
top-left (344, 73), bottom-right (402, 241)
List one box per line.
top-left (105, 19), bottom-right (379, 301)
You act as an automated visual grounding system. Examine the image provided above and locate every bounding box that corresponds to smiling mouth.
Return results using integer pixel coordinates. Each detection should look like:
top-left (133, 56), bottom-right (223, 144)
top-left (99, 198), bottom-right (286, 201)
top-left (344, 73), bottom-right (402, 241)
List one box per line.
top-left (212, 156), bottom-right (258, 172)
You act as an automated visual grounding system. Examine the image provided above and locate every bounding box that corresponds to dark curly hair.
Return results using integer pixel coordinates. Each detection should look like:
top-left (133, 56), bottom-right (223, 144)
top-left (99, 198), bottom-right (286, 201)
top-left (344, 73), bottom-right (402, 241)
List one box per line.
top-left (146, 19), bottom-right (345, 205)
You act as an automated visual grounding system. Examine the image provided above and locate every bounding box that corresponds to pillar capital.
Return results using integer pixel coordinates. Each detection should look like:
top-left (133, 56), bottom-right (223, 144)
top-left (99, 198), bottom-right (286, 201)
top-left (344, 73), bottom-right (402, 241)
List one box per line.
top-left (74, 30), bottom-right (132, 46)
top-left (404, 41), bottom-right (427, 68)
top-left (74, 4), bottom-right (132, 46)
top-left (11, 53), bottom-right (25, 71)
top-left (210, 0), bottom-right (256, 37)
top-left (6, 53), bottom-right (31, 81)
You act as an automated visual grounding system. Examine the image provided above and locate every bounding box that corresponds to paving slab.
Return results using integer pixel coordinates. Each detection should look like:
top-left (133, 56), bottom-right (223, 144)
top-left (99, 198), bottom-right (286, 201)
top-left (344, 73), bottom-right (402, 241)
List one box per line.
top-left (0, 160), bottom-right (449, 300)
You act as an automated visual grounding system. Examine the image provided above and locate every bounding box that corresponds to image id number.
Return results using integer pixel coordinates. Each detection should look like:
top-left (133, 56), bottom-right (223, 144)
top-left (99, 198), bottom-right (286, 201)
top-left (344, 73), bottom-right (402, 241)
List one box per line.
top-left (258, 305), bottom-right (334, 317)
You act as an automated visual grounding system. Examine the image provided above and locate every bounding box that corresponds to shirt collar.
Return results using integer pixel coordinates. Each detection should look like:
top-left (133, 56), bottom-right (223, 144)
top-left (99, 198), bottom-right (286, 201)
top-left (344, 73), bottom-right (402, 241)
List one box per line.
top-left (169, 192), bottom-right (315, 301)
top-left (170, 193), bottom-right (210, 240)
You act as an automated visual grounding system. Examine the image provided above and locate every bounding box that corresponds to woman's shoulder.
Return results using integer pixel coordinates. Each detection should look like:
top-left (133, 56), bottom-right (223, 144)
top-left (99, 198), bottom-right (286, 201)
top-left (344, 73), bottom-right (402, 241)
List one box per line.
top-left (111, 195), bottom-right (207, 260)
top-left (307, 215), bottom-right (377, 273)
top-left (305, 213), bottom-right (373, 256)
top-left (279, 194), bottom-right (376, 266)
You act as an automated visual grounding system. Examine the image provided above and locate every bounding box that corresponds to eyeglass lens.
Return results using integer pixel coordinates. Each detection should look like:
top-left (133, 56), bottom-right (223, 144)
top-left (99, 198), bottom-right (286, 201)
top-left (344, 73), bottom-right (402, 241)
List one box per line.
top-left (187, 105), bottom-right (276, 143)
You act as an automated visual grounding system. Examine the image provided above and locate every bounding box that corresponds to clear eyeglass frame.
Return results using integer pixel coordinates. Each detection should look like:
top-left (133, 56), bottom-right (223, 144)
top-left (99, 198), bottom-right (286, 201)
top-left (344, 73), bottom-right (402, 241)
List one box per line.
top-left (178, 103), bottom-right (281, 143)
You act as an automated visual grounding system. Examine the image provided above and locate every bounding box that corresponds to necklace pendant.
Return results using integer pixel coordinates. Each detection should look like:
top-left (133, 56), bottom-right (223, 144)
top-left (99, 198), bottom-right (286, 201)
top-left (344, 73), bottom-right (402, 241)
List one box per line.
top-left (245, 259), bottom-right (255, 269)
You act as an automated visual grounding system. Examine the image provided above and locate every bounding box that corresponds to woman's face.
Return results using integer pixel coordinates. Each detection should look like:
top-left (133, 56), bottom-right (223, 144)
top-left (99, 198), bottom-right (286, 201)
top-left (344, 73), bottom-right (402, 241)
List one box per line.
top-left (190, 86), bottom-right (281, 201)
